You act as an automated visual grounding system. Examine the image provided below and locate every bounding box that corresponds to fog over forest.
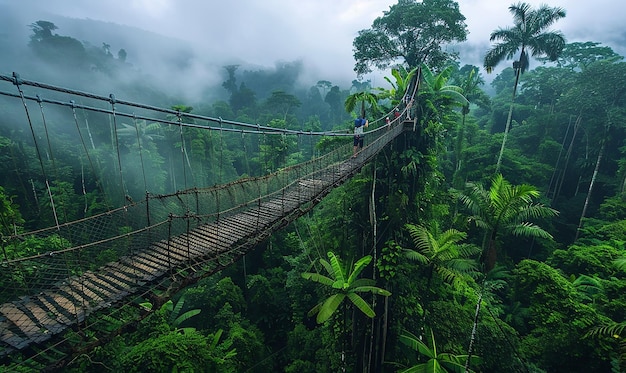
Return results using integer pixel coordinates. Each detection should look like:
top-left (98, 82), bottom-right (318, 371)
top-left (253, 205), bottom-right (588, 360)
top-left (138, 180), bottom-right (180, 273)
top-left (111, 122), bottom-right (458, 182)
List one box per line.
top-left (2, 0), bottom-right (625, 106)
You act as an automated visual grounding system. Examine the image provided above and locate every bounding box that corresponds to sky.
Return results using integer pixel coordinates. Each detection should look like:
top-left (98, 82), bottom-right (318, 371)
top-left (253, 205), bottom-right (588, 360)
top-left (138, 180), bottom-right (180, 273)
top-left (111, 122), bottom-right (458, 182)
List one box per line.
top-left (3, 0), bottom-right (626, 90)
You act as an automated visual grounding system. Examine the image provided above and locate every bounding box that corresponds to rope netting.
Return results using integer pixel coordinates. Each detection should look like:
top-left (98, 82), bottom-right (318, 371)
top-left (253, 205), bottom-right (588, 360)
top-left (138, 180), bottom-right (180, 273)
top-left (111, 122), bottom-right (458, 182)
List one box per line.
top-left (0, 70), bottom-right (418, 366)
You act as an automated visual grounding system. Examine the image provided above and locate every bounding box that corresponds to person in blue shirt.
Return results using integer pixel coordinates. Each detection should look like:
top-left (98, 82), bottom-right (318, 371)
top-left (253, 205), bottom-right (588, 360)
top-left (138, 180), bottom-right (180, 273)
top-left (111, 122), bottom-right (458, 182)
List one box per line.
top-left (352, 115), bottom-right (368, 158)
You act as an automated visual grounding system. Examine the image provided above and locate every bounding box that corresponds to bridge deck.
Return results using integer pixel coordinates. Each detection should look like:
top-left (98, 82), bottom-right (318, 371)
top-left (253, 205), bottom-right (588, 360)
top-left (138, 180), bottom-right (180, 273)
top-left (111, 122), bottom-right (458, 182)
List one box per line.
top-left (0, 122), bottom-right (409, 355)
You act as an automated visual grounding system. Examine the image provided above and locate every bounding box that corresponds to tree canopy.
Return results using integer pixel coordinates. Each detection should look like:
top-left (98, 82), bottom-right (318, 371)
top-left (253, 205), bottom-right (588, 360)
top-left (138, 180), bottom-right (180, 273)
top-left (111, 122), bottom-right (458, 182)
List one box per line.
top-left (352, 0), bottom-right (468, 76)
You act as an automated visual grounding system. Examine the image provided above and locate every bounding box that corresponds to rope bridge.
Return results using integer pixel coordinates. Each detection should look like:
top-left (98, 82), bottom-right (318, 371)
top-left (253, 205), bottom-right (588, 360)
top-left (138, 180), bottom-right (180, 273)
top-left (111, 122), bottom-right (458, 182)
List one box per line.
top-left (0, 72), bottom-right (418, 365)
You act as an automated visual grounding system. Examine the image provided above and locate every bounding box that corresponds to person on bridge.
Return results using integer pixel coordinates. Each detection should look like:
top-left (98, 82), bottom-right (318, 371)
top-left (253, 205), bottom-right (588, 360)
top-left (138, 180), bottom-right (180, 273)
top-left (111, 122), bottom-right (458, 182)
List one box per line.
top-left (352, 115), bottom-right (368, 158)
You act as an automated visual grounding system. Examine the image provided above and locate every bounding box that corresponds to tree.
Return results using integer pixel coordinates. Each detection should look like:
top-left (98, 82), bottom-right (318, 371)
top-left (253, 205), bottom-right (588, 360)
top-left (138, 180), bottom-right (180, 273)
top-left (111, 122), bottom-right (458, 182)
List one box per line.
top-left (302, 251), bottom-right (391, 324)
top-left (378, 66), bottom-right (420, 105)
top-left (460, 174), bottom-right (558, 272)
top-left (417, 64), bottom-right (469, 128)
top-left (547, 41), bottom-right (623, 71)
top-left (483, 2), bottom-right (566, 173)
top-left (344, 89), bottom-right (379, 119)
top-left (264, 90), bottom-right (301, 122)
top-left (403, 223), bottom-right (480, 289)
top-left (352, 0), bottom-right (468, 76)
top-left (28, 20), bottom-right (88, 68)
top-left (565, 61), bottom-right (626, 240)
top-left (452, 66), bottom-right (490, 189)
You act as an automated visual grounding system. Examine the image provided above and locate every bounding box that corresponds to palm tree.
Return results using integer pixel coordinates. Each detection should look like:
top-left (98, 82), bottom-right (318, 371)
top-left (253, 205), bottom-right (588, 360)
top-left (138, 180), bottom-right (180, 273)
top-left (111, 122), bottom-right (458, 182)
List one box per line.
top-left (395, 329), bottom-right (479, 373)
top-left (483, 2), bottom-right (566, 173)
top-left (303, 251), bottom-right (391, 372)
top-left (378, 66), bottom-right (420, 105)
top-left (345, 89), bottom-right (379, 120)
top-left (302, 251), bottom-right (391, 324)
top-left (460, 174), bottom-right (558, 272)
top-left (404, 223), bottom-right (480, 289)
top-left (418, 64), bottom-right (469, 124)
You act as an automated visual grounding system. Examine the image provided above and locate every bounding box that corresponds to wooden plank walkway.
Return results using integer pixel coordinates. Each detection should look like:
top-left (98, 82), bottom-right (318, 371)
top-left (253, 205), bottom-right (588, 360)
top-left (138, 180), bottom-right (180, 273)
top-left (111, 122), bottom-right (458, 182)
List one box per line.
top-left (0, 121), bottom-right (409, 355)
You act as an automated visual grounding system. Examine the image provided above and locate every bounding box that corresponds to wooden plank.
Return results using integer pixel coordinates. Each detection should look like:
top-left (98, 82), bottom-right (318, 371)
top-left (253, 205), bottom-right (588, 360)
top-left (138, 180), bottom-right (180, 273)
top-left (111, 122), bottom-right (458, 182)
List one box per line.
top-left (104, 262), bottom-right (149, 284)
top-left (90, 273), bottom-right (132, 296)
top-left (168, 237), bottom-right (207, 256)
top-left (192, 227), bottom-right (237, 248)
top-left (177, 235), bottom-right (213, 256)
top-left (21, 301), bottom-right (65, 335)
top-left (150, 242), bottom-right (189, 262)
top-left (185, 231), bottom-right (232, 251)
top-left (0, 303), bottom-right (41, 340)
top-left (56, 284), bottom-right (94, 312)
top-left (213, 217), bottom-right (257, 236)
top-left (118, 256), bottom-right (162, 280)
top-left (34, 294), bottom-right (73, 326)
top-left (0, 320), bottom-right (29, 350)
top-left (66, 278), bottom-right (106, 306)
top-left (75, 274), bottom-right (119, 299)
top-left (163, 237), bottom-right (206, 256)
top-left (44, 291), bottom-right (86, 324)
top-left (135, 251), bottom-right (173, 269)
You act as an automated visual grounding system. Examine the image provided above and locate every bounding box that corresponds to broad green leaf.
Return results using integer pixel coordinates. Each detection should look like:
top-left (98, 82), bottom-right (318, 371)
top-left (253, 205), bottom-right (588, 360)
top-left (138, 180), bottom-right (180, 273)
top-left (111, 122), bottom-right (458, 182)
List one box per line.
top-left (327, 251), bottom-right (345, 284)
top-left (317, 293), bottom-right (345, 323)
top-left (352, 285), bottom-right (391, 296)
top-left (173, 309), bottom-right (200, 327)
top-left (302, 272), bottom-right (334, 286)
top-left (347, 255), bottom-right (372, 285)
top-left (347, 292), bottom-right (375, 318)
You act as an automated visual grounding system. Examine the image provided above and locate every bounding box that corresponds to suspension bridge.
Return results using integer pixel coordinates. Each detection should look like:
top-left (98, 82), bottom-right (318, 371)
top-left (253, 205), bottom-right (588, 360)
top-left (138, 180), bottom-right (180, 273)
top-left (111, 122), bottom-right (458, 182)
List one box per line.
top-left (0, 71), bottom-right (418, 366)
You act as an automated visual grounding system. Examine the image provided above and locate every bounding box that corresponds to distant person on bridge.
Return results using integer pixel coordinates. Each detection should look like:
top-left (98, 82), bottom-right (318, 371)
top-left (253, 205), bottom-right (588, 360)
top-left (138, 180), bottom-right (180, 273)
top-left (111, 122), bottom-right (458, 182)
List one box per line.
top-left (352, 115), bottom-right (368, 158)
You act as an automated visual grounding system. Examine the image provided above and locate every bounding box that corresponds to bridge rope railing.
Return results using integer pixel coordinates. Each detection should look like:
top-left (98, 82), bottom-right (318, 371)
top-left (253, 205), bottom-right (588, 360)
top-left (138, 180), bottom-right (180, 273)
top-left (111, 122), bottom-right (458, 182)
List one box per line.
top-left (0, 69), bottom-right (419, 365)
top-left (0, 68), bottom-right (420, 298)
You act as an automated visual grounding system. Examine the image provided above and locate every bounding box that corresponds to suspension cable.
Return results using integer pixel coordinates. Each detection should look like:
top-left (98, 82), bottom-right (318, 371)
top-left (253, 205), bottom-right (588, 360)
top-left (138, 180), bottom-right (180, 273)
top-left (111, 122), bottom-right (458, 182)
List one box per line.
top-left (12, 73), bottom-right (60, 228)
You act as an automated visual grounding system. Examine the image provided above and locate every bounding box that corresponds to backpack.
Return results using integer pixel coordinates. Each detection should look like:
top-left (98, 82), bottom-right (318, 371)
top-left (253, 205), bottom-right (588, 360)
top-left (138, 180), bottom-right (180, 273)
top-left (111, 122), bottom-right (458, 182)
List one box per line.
top-left (354, 118), bottom-right (365, 127)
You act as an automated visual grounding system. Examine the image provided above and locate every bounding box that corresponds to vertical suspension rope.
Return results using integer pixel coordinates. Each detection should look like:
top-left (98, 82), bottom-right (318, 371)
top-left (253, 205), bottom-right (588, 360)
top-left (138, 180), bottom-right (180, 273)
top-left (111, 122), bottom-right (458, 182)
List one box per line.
top-left (12, 73), bottom-right (60, 228)
top-left (241, 130), bottom-right (250, 177)
top-left (109, 94), bottom-right (127, 206)
top-left (257, 125), bottom-right (263, 231)
top-left (132, 115), bottom-right (149, 196)
top-left (70, 100), bottom-right (110, 212)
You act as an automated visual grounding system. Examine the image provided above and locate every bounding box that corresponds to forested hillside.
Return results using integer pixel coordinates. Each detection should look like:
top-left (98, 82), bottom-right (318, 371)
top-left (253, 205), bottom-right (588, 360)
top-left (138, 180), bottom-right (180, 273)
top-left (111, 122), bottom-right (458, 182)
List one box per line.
top-left (1, 1), bottom-right (626, 372)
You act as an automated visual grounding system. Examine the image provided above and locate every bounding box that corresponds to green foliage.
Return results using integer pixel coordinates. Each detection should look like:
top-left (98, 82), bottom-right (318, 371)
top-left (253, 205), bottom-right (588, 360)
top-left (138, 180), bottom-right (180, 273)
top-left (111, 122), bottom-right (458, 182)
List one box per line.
top-left (461, 174), bottom-right (558, 270)
top-left (404, 222), bottom-right (480, 288)
top-left (378, 240), bottom-right (403, 281)
top-left (511, 260), bottom-right (612, 372)
top-left (353, 0), bottom-right (468, 74)
top-left (121, 329), bottom-right (236, 373)
top-left (396, 328), bottom-right (479, 373)
top-left (302, 251), bottom-right (391, 323)
top-left (483, 3), bottom-right (566, 73)
top-left (548, 243), bottom-right (623, 278)
top-left (160, 294), bottom-right (201, 330)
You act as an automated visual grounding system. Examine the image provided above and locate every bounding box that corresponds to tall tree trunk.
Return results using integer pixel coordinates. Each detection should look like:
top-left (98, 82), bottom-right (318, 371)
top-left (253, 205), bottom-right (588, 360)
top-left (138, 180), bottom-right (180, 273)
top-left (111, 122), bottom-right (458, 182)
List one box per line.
top-left (554, 114), bottom-right (582, 201)
top-left (575, 140), bottom-right (605, 241)
top-left (367, 165), bottom-right (377, 373)
top-left (453, 108), bottom-right (468, 190)
top-left (547, 115), bottom-right (573, 200)
top-left (465, 289), bottom-right (483, 372)
top-left (380, 295), bottom-right (389, 372)
top-left (494, 66), bottom-right (522, 174)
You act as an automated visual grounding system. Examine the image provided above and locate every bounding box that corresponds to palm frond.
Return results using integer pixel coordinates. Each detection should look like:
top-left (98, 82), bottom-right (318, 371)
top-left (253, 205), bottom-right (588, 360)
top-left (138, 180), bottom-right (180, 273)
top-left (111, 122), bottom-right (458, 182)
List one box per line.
top-left (509, 222), bottom-right (553, 239)
top-left (405, 248), bottom-right (430, 264)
